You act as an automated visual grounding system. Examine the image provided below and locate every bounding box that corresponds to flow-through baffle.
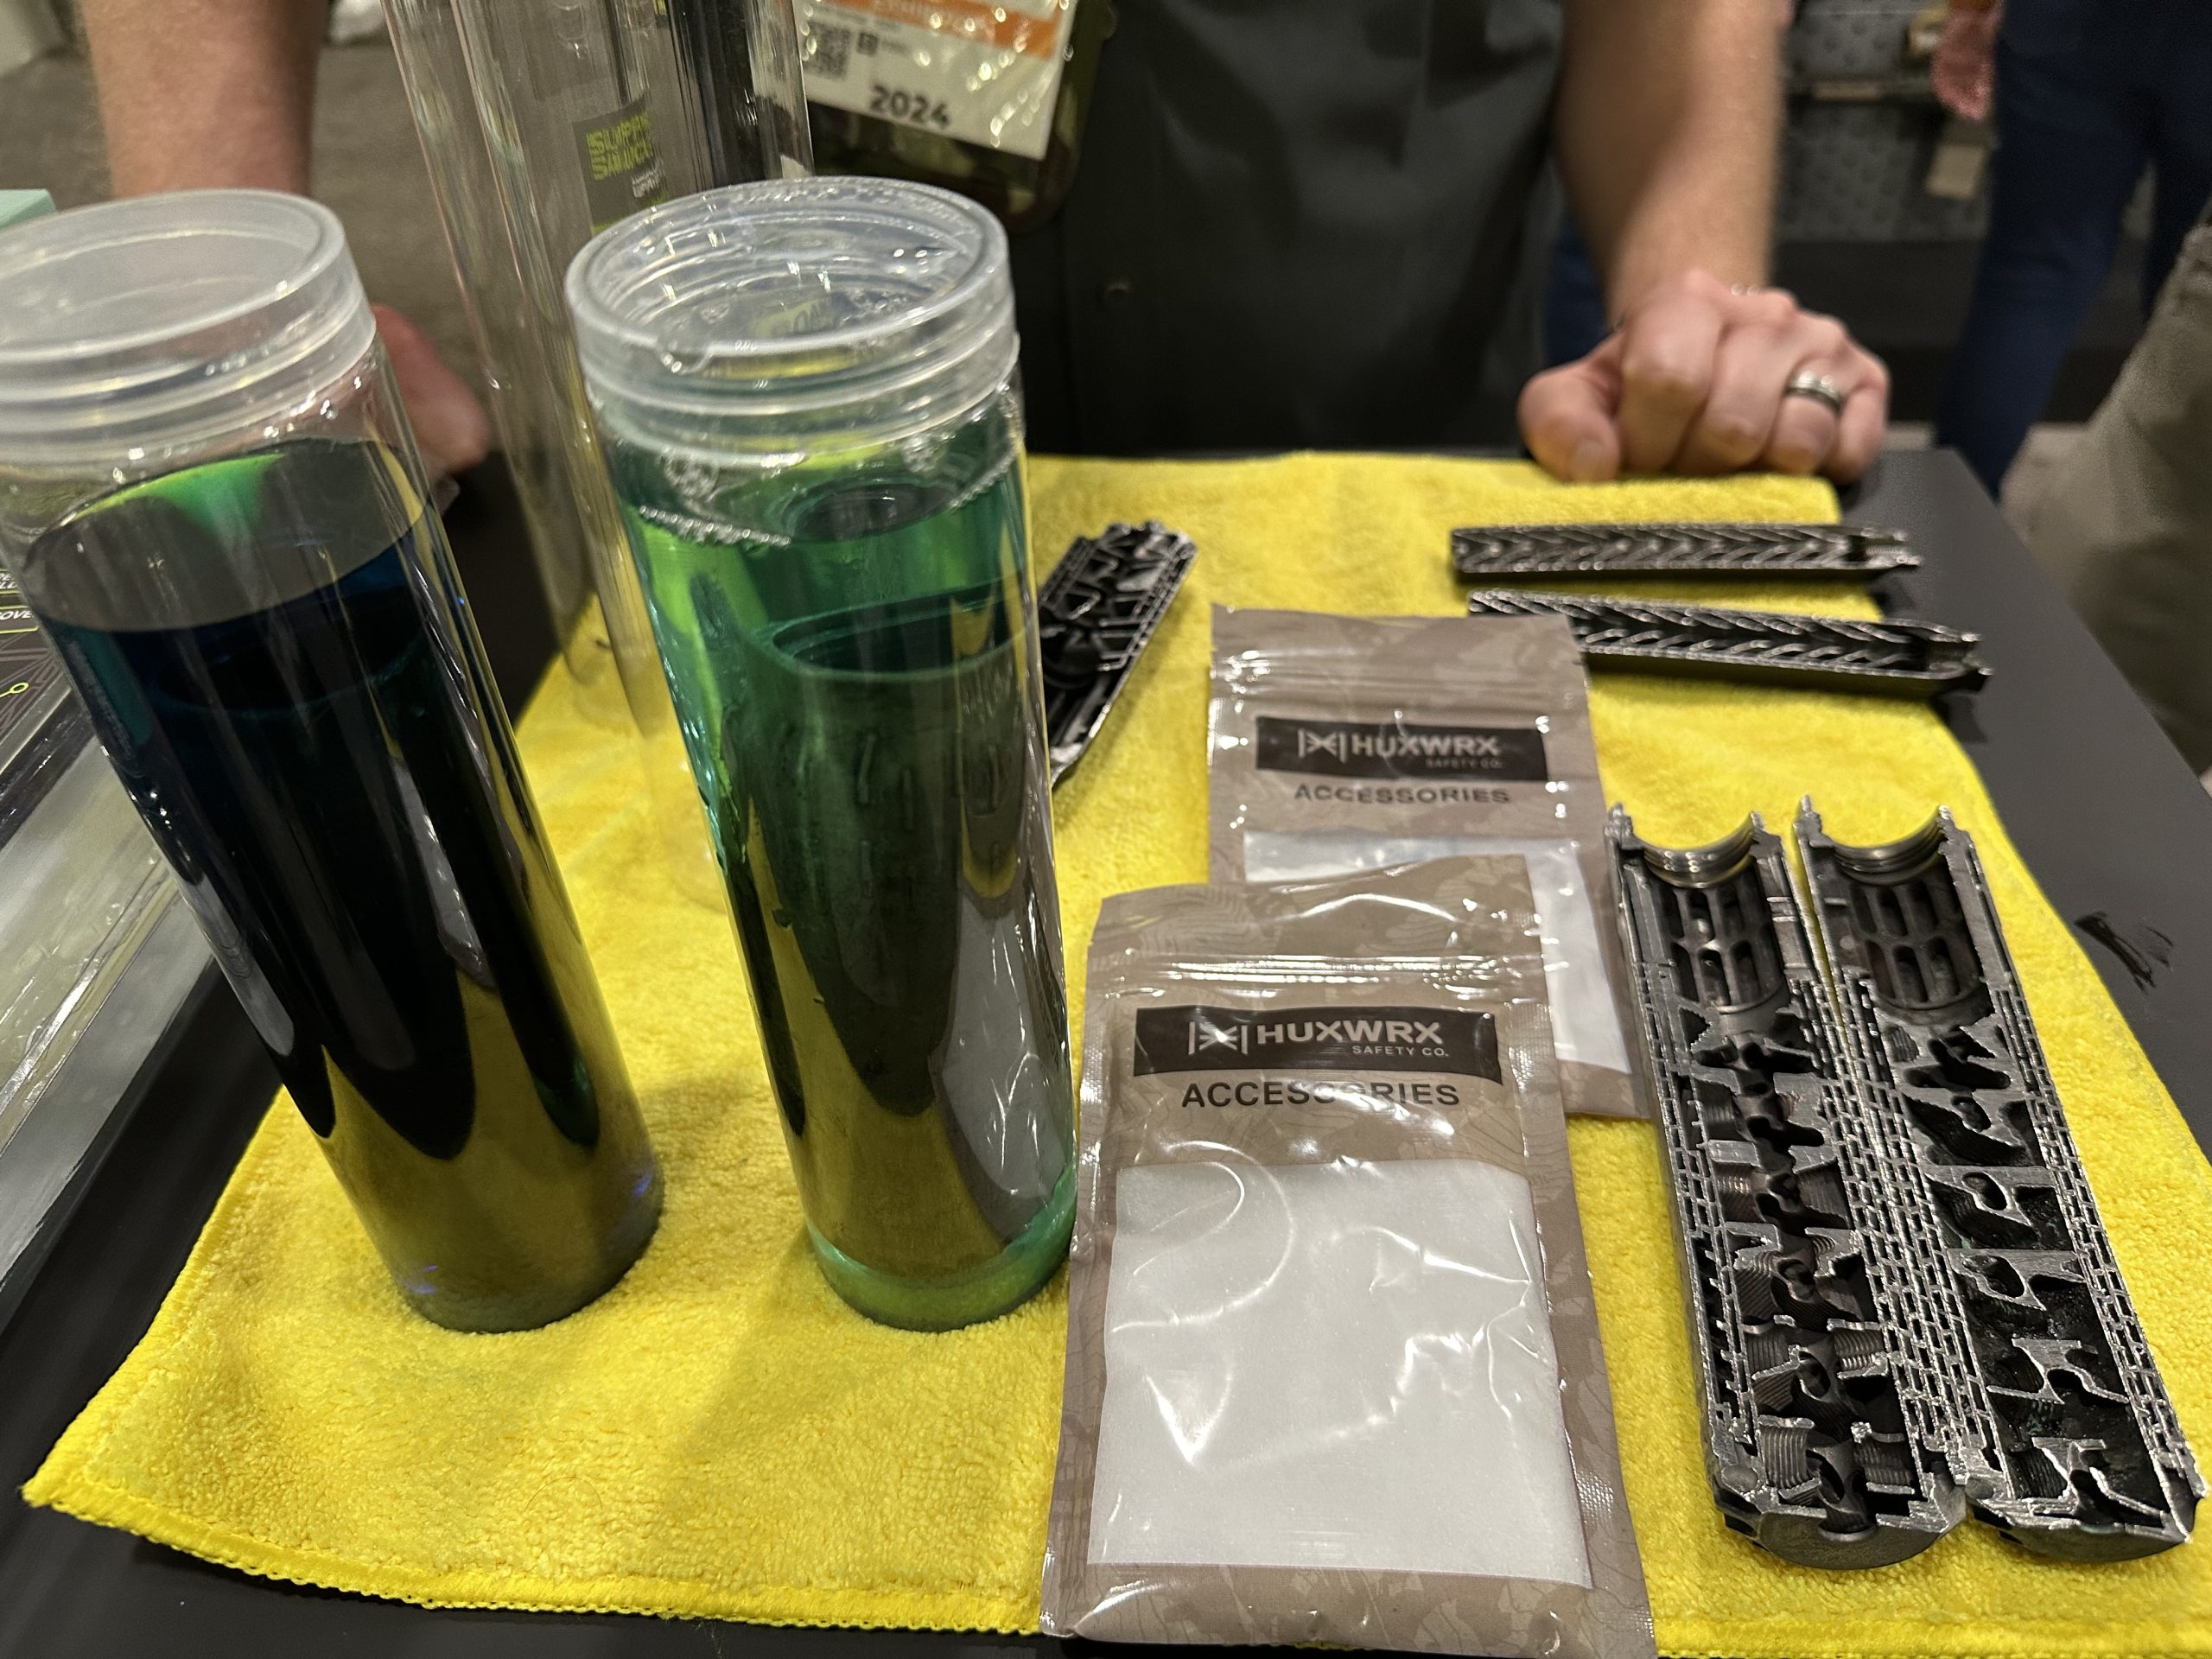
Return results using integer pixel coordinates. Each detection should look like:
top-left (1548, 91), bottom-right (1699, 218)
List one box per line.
top-left (1797, 804), bottom-right (2202, 1560)
top-left (1609, 810), bottom-right (1965, 1567)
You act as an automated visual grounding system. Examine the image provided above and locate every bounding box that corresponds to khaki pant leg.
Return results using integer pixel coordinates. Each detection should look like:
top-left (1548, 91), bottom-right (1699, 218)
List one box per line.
top-left (2025, 223), bottom-right (2212, 771)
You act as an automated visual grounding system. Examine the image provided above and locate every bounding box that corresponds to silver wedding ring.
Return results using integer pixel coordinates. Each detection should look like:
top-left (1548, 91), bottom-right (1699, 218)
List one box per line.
top-left (1783, 371), bottom-right (1847, 416)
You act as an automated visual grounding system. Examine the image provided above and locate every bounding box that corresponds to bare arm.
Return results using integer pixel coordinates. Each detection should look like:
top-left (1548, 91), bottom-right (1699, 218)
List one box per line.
top-left (1520, 0), bottom-right (1889, 481)
top-left (78, 0), bottom-right (491, 474)
top-left (1554, 0), bottom-right (1780, 314)
top-left (79, 0), bottom-right (325, 196)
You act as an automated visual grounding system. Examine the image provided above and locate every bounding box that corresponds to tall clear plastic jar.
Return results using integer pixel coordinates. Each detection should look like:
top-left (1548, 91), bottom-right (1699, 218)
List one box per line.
top-left (0, 192), bottom-right (661, 1332)
top-left (568, 179), bottom-right (1074, 1330)
top-left (381, 0), bottom-right (814, 907)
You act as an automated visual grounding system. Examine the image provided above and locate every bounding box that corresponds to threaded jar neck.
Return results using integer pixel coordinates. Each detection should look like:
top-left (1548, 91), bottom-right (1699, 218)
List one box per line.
top-left (565, 178), bottom-right (1016, 461)
top-left (0, 191), bottom-right (375, 472)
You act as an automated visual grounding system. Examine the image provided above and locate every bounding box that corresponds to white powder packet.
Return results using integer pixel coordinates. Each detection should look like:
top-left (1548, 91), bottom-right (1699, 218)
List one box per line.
top-left (1040, 860), bottom-right (1654, 1658)
top-left (1091, 1158), bottom-right (1592, 1584)
top-left (1209, 607), bottom-right (1648, 1118)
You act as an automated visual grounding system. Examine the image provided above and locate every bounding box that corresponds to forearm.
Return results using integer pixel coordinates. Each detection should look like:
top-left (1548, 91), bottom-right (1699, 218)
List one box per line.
top-left (81, 0), bottom-right (325, 196)
top-left (1555, 0), bottom-right (1785, 315)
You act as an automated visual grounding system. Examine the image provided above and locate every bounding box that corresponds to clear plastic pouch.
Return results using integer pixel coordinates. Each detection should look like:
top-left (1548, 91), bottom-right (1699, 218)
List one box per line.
top-left (1209, 606), bottom-right (1648, 1120)
top-left (1040, 859), bottom-right (1654, 1658)
top-left (1243, 829), bottom-right (1625, 1073)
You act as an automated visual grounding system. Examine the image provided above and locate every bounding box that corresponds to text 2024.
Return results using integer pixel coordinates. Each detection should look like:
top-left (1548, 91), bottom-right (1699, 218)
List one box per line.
top-left (869, 83), bottom-right (952, 130)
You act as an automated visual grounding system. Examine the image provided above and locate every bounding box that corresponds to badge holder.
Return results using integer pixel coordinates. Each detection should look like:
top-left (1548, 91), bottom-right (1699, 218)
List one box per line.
top-left (797, 0), bottom-right (1112, 229)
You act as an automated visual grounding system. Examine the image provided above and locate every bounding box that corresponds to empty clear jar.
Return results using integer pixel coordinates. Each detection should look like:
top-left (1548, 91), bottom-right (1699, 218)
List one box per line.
top-left (567, 179), bottom-right (1074, 1330)
top-left (381, 0), bottom-right (815, 908)
top-left (0, 192), bottom-right (661, 1332)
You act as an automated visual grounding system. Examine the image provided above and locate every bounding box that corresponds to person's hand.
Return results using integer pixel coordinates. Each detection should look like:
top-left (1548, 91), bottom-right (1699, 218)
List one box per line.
top-left (372, 303), bottom-right (493, 480)
top-left (1930, 3), bottom-right (2001, 123)
top-left (1518, 270), bottom-right (1890, 484)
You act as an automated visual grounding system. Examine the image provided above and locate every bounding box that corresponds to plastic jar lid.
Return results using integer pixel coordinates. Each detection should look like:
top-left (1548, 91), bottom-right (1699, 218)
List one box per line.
top-left (0, 190), bottom-right (374, 469)
top-left (566, 177), bottom-right (1016, 455)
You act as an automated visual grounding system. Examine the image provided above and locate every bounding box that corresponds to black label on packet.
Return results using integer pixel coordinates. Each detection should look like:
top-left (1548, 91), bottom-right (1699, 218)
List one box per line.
top-left (1254, 715), bottom-right (1547, 781)
top-left (1134, 1004), bottom-right (1500, 1081)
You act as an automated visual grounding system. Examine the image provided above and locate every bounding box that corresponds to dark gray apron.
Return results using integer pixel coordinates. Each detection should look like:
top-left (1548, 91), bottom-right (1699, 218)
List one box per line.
top-left (1011, 0), bottom-right (1565, 454)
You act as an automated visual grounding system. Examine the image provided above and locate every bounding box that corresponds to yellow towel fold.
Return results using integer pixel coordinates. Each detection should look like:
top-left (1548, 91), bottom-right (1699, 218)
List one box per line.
top-left (26, 454), bottom-right (2212, 1656)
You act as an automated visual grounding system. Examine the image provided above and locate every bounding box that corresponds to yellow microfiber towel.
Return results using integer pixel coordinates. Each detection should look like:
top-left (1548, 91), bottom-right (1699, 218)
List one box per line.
top-left (25, 453), bottom-right (2212, 1656)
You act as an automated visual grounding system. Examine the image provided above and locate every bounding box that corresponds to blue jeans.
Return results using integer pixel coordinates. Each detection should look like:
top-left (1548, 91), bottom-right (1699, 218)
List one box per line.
top-left (1543, 214), bottom-right (1611, 370)
top-left (1936, 0), bottom-right (2212, 495)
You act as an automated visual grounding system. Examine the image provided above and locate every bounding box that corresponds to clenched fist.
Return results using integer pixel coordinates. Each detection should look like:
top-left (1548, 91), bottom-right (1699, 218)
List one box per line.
top-left (1519, 270), bottom-right (1891, 483)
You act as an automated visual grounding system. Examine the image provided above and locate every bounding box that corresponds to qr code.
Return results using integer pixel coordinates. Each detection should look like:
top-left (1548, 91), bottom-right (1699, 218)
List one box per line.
top-left (807, 22), bottom-right (852, 79)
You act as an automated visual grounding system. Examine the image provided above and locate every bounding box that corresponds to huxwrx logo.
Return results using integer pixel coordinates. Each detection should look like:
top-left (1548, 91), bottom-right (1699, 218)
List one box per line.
top-left (1132, 1003), bottom-right (1500, 1079)
top-left (1256, 715), bottom-right (1547, 780)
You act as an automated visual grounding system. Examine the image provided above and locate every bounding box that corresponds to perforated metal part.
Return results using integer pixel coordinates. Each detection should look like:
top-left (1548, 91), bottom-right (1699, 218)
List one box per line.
top-left (1464, 590), bottom-right (1986, 697)
top-left (1609, 810), bottom-right (1964, 1567)
top-left (1783, 0), bottom-right (1989, 242)
top-left (1036, 521), bottom-right (1196, 786)
top-left (1797, 805), bottom-right (2203, 1560)
top-left (1451, 522), bottom-right (1918, 581)
top-left (1777, 3), bottom-right (2152, 243)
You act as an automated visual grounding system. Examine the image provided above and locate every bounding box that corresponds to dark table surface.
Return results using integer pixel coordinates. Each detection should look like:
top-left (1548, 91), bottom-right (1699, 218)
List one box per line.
top-left (3, 448), bottom-right (2209, 1659)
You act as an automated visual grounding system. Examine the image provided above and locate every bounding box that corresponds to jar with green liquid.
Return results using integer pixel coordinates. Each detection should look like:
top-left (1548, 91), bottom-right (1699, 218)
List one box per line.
top-left (566, 179), bottom-right (1074, 1330)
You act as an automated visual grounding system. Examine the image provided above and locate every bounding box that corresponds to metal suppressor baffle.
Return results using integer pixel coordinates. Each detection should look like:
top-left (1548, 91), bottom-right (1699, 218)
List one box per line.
top-left (1036, 522), bottom-right (1197, 786)
top-left (1610, 810), bottom-right (1964, 1566)
top-left (1451, 522), bottom-right (1918, 581)
top-left (1796, 804), bottom-right (2202, 1560)
top-left (1462, 590), bottom-right (1988, 699)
